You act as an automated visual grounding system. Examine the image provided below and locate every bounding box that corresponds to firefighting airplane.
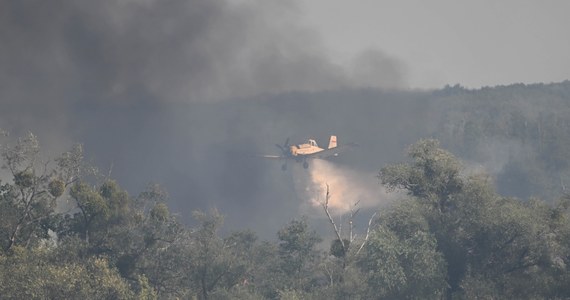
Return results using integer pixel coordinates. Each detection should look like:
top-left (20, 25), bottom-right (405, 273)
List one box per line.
top-left (262, 135), bottom-right (354, 170)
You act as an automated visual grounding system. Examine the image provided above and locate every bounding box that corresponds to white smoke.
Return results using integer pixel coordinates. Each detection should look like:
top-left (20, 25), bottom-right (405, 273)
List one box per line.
top-left (293, 159), bottom-right (395, 216)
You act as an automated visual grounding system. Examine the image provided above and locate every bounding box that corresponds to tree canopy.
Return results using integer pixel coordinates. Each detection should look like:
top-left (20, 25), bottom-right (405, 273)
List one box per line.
top-left (1, 132), bottom-right (570, 299)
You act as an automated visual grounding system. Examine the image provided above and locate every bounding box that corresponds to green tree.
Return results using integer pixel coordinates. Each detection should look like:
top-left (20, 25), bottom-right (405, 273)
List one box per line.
top-left (67, 182), bottom-right (109, 244)
top-left (379, 139), bottom-right (570, 298)
top-left (61, 182), bottom-right (182, 298)
top-left (0, 246), bottom-right (136, 299)
top-left (357, 199), bottom-right (447, 299)
top-left (380, 139), bottom-right (463, 215)
top-left (126, 192), bottom-right (187, 298)
top-left (276, 217), bottom-right (323, 294)
top-left (379, 139), bottom-right (468, 295)
top-left (0, 133), bottom-right (69, 252)
top-left (185, 210), bottom-right (249, 299)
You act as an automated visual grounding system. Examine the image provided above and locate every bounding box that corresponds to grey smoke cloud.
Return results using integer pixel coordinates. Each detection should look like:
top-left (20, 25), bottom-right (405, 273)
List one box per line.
top-left (0, 0), bottom-right (407, 112)
top-left (0, 0), bottom-right (413, 236)
top-left (348, 49), bottom-right (409, 89)
top-left (0, 0), bottom-right (408, 153)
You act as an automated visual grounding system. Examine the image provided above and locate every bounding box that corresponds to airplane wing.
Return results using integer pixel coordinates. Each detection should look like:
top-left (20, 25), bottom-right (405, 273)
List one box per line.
top-left (305, 142), bottom-right (358, 159)
top-left (260, 154), bottom-right (284, 159)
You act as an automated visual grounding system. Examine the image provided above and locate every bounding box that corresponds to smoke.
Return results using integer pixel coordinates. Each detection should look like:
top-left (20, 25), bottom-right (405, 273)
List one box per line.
top-left (0, 0), bottom-right (408, 156)
top-left (0, 0), bottom-right (415, 237)
top-left (294, 159), bottom-right (395, 216)
top-left (348, 49), bottom-right (409, 90)
top-left (0, 0), bottom-right (407, 111)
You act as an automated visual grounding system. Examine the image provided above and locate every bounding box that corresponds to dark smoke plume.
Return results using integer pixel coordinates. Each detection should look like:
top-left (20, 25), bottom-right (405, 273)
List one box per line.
top-left (0, 0), bottom-right (411, 236)
top-left (0, 0), bottom-right (407, 109)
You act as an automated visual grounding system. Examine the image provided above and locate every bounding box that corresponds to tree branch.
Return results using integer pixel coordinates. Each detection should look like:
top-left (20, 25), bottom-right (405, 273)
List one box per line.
top-left (321, 184), bottom-right (346, 253)
top-left (356, 212), bottom-right (377, 255)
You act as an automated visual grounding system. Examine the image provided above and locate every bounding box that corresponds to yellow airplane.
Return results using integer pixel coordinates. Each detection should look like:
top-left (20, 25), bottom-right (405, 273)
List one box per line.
top-left (263, 135), bottom-right (354, 170)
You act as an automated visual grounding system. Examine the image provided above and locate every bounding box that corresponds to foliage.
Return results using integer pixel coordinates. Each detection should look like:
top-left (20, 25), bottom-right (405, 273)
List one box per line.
top-left (0, 133), bottom-right (63, 252)
top-left (185, 210), bottom-right (248, 299)
top-left (2, 132), bottom-right (570, 299)
top-left (277, 218), bottom-right (323, 292)
top-left (434, 82), bottom-right (570, 201)
top-left (380, 139), bottom-right (463, 214)
top-left (380, 139), bottom-right (570, 298)
top-left (357, 200), bottom-right (447, 299)
top-left (0, 247), bottom-right (135, 299)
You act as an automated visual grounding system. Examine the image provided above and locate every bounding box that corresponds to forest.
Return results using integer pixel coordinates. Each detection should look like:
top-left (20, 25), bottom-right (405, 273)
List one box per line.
top-left (1, 82), bottom-right (570, 299)
top-left (2, 108), bottom-right (570, 299)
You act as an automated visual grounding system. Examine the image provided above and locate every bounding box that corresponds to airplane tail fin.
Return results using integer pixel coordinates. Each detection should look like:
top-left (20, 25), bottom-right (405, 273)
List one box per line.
top-left (328, 135), bottom-right (337, 149)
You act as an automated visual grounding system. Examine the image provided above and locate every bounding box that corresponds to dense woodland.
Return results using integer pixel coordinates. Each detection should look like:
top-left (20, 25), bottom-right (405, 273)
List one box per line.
top-left (433, 81), bottom-right (570, 201)
top-left (1, 135), bottom-right (570, 299)
top-left (2, 82), bottom-right (570, 299)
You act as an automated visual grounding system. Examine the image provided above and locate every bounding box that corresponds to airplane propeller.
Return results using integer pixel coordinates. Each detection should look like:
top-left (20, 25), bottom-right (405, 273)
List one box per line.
top-left (275, 138), bottom-right (290, 156)
top-left (275, 138), bottom-right (291, 170)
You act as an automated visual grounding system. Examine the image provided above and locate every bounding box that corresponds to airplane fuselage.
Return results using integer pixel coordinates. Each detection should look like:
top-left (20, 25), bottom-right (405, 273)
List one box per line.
top-left (266, 135), bottom-right (342, 170)
top-left (289, 139), bottom-right (325, 156)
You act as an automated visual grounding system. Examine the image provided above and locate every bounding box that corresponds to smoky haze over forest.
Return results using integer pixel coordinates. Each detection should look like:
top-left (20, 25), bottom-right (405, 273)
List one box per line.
top-left (1, 0), bottom-right (569, 235)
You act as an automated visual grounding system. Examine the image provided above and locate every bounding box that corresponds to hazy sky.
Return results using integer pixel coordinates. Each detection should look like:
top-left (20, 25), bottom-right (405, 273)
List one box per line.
top-left (300, 0), bottom-right (570, 89)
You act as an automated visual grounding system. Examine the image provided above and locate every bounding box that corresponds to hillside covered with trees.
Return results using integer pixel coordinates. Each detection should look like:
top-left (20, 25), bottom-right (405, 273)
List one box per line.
top-left (2, 130), bottom-right (570, 299)
top-left (433, 81), bottom-right (570, 201)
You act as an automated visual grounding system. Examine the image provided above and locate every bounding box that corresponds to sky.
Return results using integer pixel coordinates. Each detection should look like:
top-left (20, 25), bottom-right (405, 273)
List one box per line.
top-left (300, 0), bottom-right (570, 88)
